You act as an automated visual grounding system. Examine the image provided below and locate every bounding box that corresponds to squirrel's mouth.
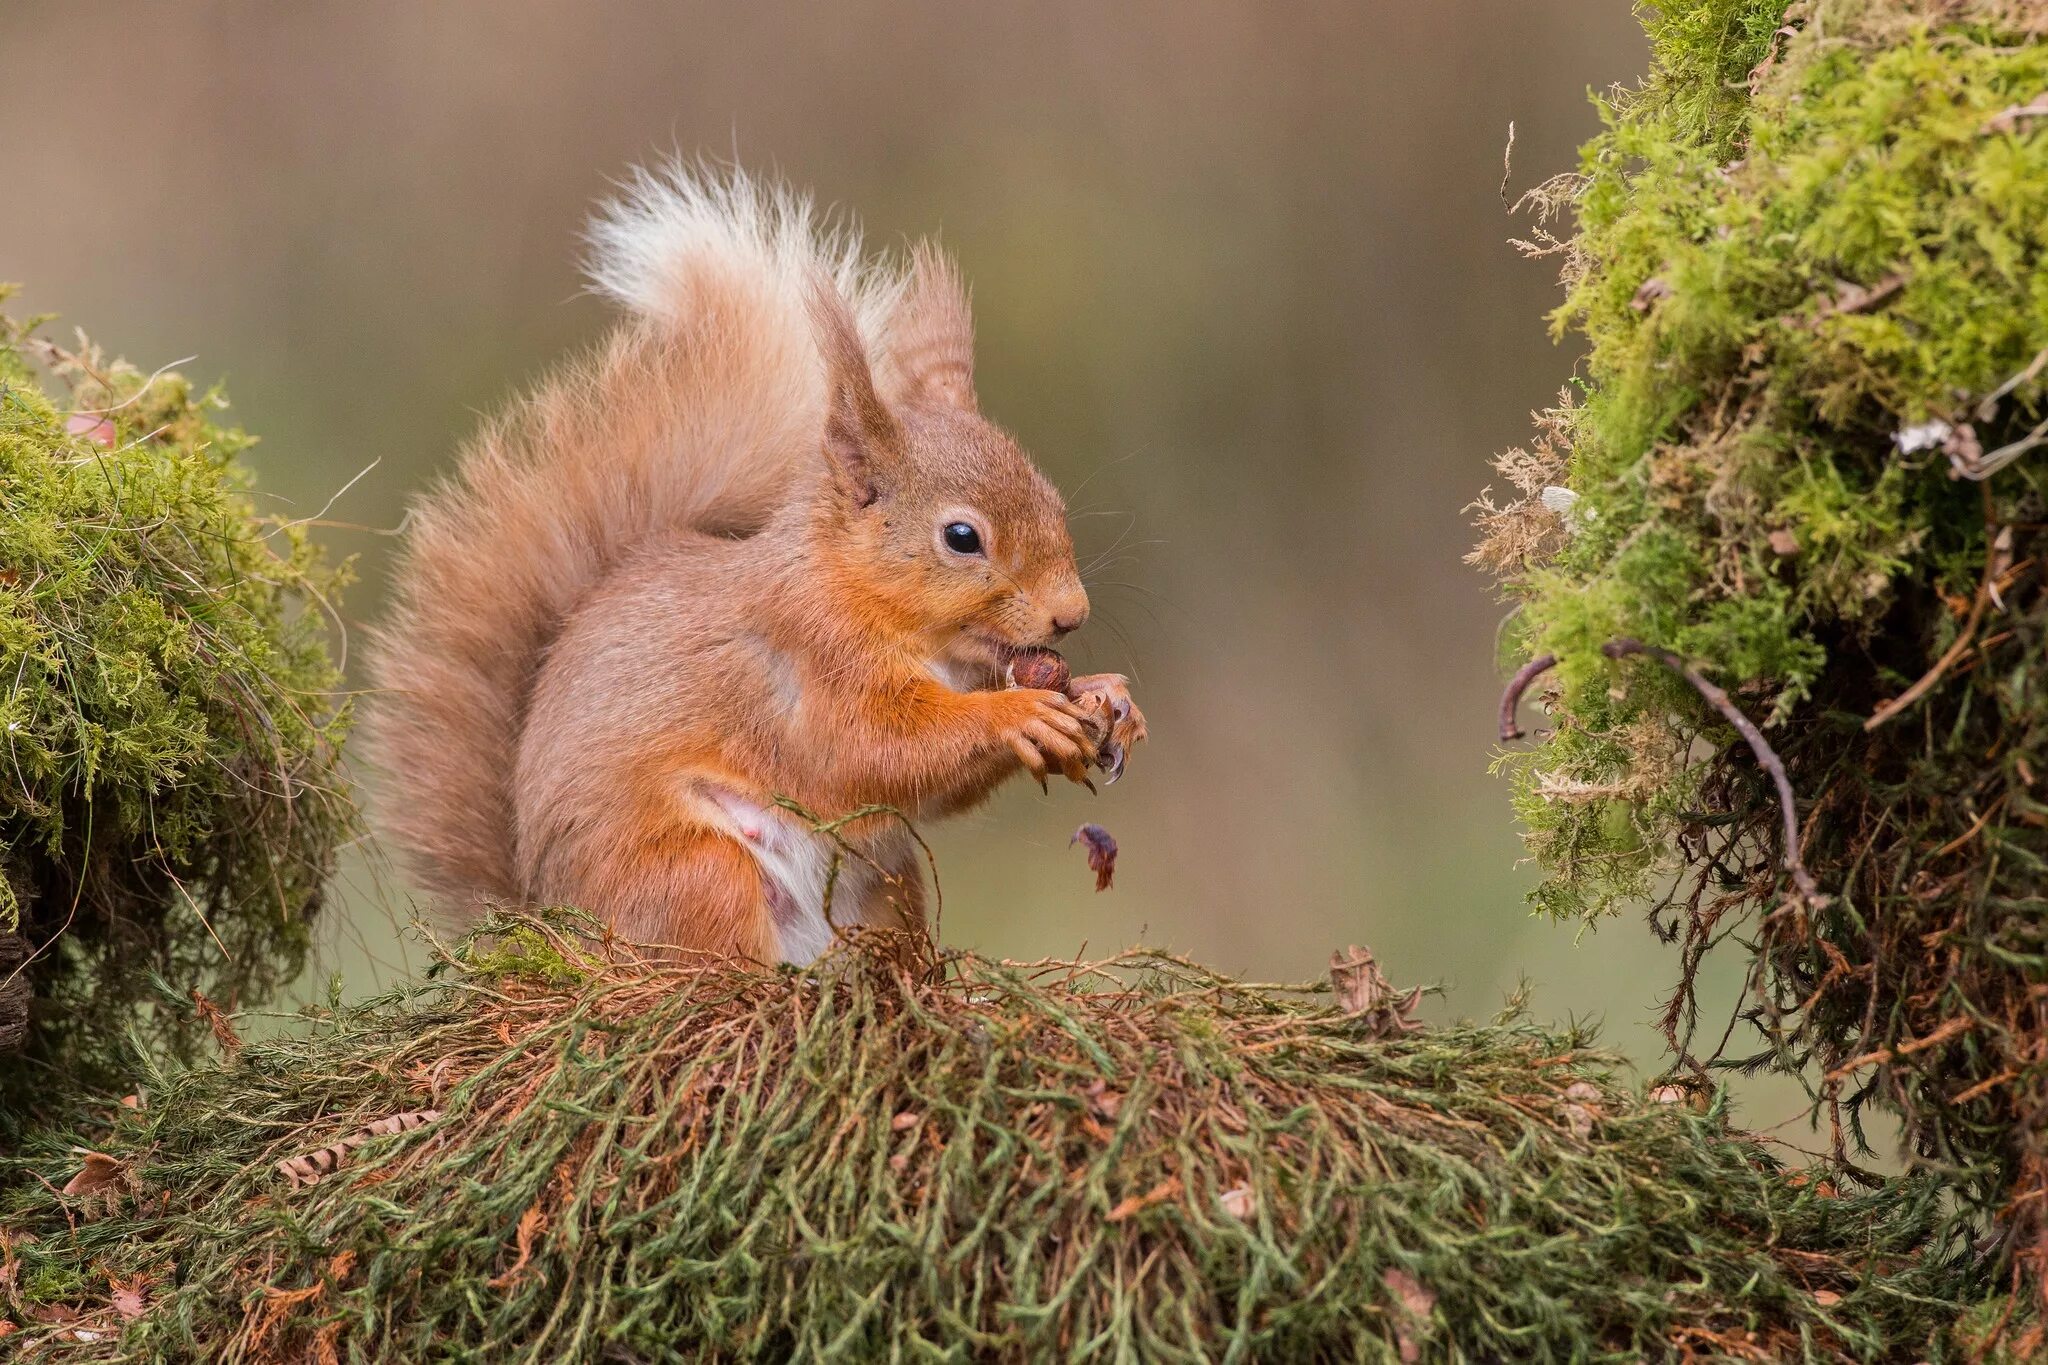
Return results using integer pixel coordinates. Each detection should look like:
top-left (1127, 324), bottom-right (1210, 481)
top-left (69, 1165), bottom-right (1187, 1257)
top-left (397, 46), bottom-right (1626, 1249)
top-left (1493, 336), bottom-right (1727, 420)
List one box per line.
top-left (939, 631), bottom-right (1033, 685)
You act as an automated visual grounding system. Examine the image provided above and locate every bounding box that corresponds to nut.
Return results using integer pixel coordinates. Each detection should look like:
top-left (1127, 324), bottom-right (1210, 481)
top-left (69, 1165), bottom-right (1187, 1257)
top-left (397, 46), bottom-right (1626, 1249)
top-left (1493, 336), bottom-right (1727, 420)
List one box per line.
top-left (1004, 647), bottom-right (1071, 693)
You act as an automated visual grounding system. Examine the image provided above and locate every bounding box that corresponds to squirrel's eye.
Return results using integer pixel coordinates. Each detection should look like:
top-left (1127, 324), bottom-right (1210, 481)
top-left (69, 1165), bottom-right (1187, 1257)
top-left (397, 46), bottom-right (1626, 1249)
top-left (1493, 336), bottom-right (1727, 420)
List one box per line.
top-left (942, 522), bottom-right (984, 556)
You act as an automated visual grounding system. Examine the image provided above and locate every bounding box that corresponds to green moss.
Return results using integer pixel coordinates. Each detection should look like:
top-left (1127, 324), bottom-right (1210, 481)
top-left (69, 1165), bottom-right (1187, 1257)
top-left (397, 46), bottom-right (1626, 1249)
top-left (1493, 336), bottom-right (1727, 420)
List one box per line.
top-left (1478, 0), bottom-right (2048, 1267)
top-left (0, 296), bottom-right (350, 1118)
top-left (0, 918), bottom-right (1989, 1360)
top-left (461, 924), bottom-right (592, 986)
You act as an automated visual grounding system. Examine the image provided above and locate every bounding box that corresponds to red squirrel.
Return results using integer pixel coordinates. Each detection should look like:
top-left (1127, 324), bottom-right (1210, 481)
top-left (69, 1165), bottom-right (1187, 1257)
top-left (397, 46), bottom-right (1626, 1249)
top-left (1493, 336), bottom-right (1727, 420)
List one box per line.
top-left (365, 165), bottom-right (1145, 963)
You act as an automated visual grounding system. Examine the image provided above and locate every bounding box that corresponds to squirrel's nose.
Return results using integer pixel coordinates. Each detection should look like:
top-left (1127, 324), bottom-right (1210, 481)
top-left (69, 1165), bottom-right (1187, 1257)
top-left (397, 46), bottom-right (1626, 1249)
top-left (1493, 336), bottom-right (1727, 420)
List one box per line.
top-left (1049, 606), bottom-right (1089, 639)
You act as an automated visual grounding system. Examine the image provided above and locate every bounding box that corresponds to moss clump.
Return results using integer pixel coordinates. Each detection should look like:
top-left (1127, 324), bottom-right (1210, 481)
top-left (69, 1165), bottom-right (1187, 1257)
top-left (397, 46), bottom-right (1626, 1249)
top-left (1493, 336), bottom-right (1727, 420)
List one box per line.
top-left (1475, 0), bottom-right (2048, 1277)
top-left (0, 916), bottom-right (1986, 1361)
top-left (0, 297), bottom-right (349, 1116)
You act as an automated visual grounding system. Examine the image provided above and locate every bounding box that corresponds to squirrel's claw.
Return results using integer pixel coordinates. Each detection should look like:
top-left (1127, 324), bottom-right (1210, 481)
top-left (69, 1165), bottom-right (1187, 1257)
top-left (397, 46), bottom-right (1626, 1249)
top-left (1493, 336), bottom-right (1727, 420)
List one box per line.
top-left (1067, 674), bottom-right (1147, 784)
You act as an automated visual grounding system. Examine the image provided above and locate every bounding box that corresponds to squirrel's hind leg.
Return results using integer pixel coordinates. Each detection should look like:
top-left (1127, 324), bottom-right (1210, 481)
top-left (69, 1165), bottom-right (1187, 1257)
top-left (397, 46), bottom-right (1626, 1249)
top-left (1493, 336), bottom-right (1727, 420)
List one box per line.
top-left (593, 826), bottom-right (780, 965)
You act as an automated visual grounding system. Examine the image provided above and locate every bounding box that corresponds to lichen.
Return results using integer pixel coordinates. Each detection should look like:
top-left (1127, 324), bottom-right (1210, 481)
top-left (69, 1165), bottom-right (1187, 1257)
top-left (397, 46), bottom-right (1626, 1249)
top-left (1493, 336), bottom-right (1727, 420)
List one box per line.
top-left (1476, 0), bottom-right (2048, 1286)
top-left (0, 296), bottom-right (350, 1117)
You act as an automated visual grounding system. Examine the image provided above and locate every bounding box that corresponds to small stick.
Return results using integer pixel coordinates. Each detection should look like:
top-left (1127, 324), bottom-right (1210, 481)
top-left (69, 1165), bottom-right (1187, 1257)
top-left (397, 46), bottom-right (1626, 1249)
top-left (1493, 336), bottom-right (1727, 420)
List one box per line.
top-left (1601, 638), bottom-right (1823, 905)
top-left (1497, 653), bottom-right (1559, 742)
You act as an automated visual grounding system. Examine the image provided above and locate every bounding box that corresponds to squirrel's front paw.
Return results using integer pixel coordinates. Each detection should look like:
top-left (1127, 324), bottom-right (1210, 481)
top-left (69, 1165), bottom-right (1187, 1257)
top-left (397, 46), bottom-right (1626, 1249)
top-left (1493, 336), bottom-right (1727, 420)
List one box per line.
top-left (1068, 674), bottom-right (1147, 784)
top-left (999, 689), bottom-right (1096, 790)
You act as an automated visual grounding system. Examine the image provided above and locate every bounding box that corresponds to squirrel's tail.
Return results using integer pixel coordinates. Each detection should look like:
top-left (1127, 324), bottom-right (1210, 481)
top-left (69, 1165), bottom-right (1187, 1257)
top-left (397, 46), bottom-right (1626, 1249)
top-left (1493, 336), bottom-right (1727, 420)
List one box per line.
top-left (364, 162), bottom-right (909, 906)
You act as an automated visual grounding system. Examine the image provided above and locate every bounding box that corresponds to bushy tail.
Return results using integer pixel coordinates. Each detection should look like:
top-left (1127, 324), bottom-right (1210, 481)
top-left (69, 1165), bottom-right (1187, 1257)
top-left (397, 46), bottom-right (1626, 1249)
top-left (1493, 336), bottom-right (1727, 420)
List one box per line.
top-left (365, 163), bottom-right (908, 905)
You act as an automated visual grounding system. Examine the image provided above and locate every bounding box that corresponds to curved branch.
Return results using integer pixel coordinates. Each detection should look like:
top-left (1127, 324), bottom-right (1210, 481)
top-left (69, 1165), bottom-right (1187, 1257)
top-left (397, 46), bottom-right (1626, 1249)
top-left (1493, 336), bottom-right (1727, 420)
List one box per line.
top-left (1601, 638), bottom-right (1824, 906)
top-left (1497, 653), bottom-right (1560, 742)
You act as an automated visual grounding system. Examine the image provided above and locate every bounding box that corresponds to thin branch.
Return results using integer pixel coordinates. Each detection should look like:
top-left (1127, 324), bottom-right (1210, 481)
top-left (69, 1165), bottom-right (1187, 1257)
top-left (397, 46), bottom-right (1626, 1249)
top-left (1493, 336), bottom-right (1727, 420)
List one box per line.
top-left (1497, 653), bottom-right (1559, 742)
top-left (1601, 638), bottom-right (1824, 906)
top-left (1974, 343), bottom-right (2048, 422)
top-left (1957, 414), bottom-right (2048, 481)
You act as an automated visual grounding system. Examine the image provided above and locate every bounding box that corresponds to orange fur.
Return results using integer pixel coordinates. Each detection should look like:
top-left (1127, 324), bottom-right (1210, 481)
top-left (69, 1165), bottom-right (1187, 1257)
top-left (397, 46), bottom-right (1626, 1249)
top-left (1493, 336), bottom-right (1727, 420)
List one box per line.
top-left (365, 165), bottom-right (1135, 962)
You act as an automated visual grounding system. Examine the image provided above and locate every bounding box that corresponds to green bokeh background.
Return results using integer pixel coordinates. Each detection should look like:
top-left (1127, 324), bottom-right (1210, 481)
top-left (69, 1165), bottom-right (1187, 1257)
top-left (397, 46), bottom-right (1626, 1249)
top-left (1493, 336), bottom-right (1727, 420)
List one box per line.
top-left (0, 1), bottom-right (1807, 1129)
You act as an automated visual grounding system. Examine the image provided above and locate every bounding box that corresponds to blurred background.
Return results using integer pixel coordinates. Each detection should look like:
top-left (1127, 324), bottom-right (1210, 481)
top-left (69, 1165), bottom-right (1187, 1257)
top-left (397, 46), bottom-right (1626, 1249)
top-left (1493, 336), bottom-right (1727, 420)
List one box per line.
top-left (4, 3), bottom-right (1793, 1110)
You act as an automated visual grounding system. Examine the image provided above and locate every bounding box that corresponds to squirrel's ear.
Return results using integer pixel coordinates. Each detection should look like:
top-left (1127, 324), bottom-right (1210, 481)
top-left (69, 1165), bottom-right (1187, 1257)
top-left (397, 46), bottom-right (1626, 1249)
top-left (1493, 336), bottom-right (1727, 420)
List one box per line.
top-left (807, 279), bottom-right (900, 508)
top-left (877, 242), bottom-right (978, 413)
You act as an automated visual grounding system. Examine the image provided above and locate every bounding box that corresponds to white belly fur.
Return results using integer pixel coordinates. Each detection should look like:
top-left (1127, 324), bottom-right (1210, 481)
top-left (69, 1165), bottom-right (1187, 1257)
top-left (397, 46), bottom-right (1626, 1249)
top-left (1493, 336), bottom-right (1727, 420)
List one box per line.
top-left (697, 784), bottom-right (901, 966)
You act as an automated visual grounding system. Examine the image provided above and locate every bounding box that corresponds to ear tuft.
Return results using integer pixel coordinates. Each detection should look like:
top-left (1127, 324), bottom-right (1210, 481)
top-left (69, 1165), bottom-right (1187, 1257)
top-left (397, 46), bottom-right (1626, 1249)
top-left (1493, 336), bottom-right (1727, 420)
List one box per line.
top-left (807, 278), bottom-right (899, 507)
top-left (877, 242), bottom-right (978, 412)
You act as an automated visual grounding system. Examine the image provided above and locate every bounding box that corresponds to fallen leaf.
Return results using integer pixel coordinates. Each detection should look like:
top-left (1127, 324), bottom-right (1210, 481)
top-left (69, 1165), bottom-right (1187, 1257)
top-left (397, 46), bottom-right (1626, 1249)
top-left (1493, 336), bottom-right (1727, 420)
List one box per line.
top-left (191, 988), bottom-right (242, 1057)
top-left (487, 1206), bottom-right (546, 1291)
top-left (1070, 824), bottom-right (1117, 892)
top-left (1813, 1289), bottom-right (1842, 1307)
top-left (62, 1151), bottom-right (124, 1198)
top-left (1329, 945), bottom-right (1426, 1038)
top-left (1747, 23), bottom-right (1799, 93)
top-left (1219, 1186), bottom-right (1255, 1219)
top-left (1984, 91), bottom-right (2048, 135)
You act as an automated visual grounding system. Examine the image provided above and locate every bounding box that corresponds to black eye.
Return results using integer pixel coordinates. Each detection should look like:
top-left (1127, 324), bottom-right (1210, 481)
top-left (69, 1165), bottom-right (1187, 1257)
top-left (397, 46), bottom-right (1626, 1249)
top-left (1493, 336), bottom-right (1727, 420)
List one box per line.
top-left (942, 522), bottom-right (983, 556)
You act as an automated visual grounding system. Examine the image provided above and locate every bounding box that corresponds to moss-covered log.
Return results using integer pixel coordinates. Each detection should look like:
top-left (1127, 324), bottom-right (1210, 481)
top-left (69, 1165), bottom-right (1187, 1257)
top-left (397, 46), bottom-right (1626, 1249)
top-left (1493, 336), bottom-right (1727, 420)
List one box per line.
top-left (0, 298), bottom-right (350, 1119)
top-left (1474, 0), bottom-right (2048, 1283)
top-left (0, 916), bottom-right (1993, 1362)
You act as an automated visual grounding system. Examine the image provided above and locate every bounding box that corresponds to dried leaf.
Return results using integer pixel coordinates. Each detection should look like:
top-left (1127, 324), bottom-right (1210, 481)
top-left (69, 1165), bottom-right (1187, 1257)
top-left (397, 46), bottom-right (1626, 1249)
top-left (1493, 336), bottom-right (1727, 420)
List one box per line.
top-left (1746, 24), bottom-right (1799, 93)
top-left (1084, 1078), bottom-right (1124, 1122)
top-left (1984, 91), bottom-right (2048, 135)
top-left (191, 988), bottom-right (242, 1058)
top-left (1071, 824), bottom-right (1117, 892)
top-left (1329, 945), bottom-right (1426, 1038)
top-left (62, 1151), bottom-right (124, 1197)
top-left (487, 1205), bottom-right (547, 1291)
top-left (1218, 1186), bottom-right (1255, 1219)
top-left (1813, 1289), bottom-right (1842, 1307)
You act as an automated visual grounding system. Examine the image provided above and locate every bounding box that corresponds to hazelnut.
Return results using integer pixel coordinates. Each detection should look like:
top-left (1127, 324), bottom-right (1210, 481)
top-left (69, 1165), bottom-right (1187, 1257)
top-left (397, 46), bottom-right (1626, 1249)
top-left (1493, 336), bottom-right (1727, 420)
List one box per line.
top-left (1005, 647), bottom-right (1071, 693)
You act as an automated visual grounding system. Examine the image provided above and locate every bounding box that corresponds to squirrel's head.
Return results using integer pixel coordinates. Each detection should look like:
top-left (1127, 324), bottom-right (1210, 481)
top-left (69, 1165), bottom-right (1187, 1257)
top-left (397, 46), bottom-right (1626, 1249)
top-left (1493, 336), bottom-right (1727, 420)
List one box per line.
top-left (807, 249), bottom-right (1088, 675)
